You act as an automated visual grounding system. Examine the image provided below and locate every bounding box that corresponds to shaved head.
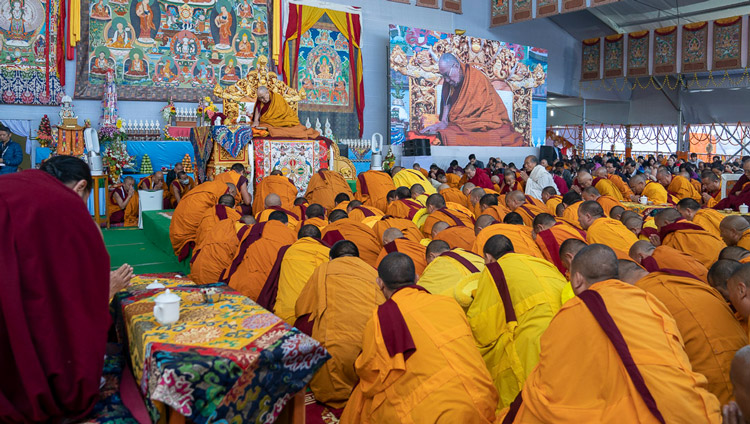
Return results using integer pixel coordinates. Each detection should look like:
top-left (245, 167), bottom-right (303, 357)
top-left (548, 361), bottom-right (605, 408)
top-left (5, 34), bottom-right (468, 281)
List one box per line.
top-left (426, 240), bottom-right (450, 263)
top-left (620, 210), bottom-right (640, 223)
top-left (328, 209), bottom-right (348, 223)
top-left (330, 240), bottom-right (358, 259)
top-left (383, 228), bottom-right (405, 245)
top-left (479, 194), bottom-right (499, 208)
top-left (298, 224), bottom-right (322, 239)
top-left (577, 200), bottom-right (604, 230)
top-left (306, 203), bottom-right (325, 219)
top-left (426, 193), bottom-right (446, 211)
top-left (730, 346), bottom-right (750, 419)
top-left (265, 193), bottom-right (281, 208)
top-left (218, 194), bottom-right (235, 207)
top-left (728, 263), bottom-right (750, 320)
top-left (505, 190), bottom-right (526, 210)
top-left (532, 213), bottom-right (557, 232)
top-left (461, 182), bottom-right (476, 196)
top-left (483, 234), bottom-right (514, 262)
top-left (721, 215), bottom-right (750, 246)
top-left (334, 192), bottom-right (351, 204)
top-left (628, 240), bottom-right (656, 263)
top-left (378, 252), bottom-right (416, 291)
top-left (470, 187), bottom-right (486, 204)
top-left (503, 212), bottom-right (524, 225)
top-left (225, 183), bottom-right (237, 197)
top-left (653, 208), bottom-right (682, 229)
top-left (559, 238), bottom-right (587, 271)
top-left (708, 259), bottom-right (741, 302)
top-left (410, 184), bottom-right (426, 197)
top-left (475, 214), bottom-right (498, 235)
top-left (609, 205), bottom-right (625, 220)
top-left (268, 210), bottom-right (288, 224)
top-left (719, 246), bottom-right (750, 261)
top-left (570, 244), bottom-right (619, 294)
top-left (617, 259), bottom-right (648, 284)
top-left (431, 221), bottom-right (450, 238)
top-left (240, 215), bottom-right (256, 225)
top-left (581, 186), bottom-right (601, 201)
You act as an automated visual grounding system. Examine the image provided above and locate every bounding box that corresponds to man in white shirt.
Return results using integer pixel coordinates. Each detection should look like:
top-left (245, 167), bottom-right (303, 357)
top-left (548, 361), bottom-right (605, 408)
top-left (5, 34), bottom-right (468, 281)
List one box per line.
top-left (520, 155), bottom-right (558, 200)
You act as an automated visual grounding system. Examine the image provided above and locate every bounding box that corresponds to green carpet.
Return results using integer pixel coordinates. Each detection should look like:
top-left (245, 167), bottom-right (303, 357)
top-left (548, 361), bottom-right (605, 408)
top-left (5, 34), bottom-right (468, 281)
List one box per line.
top-left (103, 227), bottom-right (188, 275)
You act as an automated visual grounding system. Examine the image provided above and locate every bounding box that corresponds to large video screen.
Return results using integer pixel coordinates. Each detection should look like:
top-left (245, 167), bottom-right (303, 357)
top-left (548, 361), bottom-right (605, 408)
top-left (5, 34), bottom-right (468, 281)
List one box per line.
top-left (389, 24), bottom-right (547, 147)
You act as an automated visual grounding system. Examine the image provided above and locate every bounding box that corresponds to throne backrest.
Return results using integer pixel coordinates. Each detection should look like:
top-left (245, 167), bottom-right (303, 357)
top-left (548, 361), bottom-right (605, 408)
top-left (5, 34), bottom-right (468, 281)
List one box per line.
top-left (213, 55), bottom-right (307, 124)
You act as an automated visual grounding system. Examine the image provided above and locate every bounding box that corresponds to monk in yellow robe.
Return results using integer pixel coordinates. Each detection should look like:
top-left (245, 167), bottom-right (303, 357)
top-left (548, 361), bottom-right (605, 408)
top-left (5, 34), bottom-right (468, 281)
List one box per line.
top-left (385, 187), bottom-right (425, 221)
top-left (355, 169), bottom-right (395, 213)
top-left (220, 212), bottom-right (297, 300)
top-left (254, 193), bottom-right (301, 231)
top-left (431, 221), bottom-right (475, 251)
top-left (473, 215), bottom-right (544, 259)
top-left (372, 215), bottom-right (423, 245)
top-left (628, 174), bottom-right (673, 204)
top-left (499, 244), bottom-right (721, 423)
top-left (409, 184), bottom-right (430, 207)
top-left (170, 181), bottom-right (236, 261)
top-left (304, 169), bottom-right (353, 212)
top-left (346, 200), bottom-right (384, 228)
top-left (190, 216), bottom-right (254, 284)
top-left (532, 213), bottom-right (587, 274)
top-left (577, 169), bottom-right (623, 201)
top-left (423, 194), bottom-right (475, 238)
top-left (109, 176), bottom-right (139, 227)
top-left (727, 264), bottom-right (750, 325)
top-left (467, 187), bottom-right (493, 218)
top-left (654, 208), bottom-right (724, 268)
top-left (299, 203), bottom-right (327, 231)
top-left (606, 169), bottom-right (634, 199)
top-left (476, 192), bottom-right (509, 222)
top-left (726, 346), bottom-right (750, 423)
top-left (419, 240), bottom-right (485, 297)
top-left (252, 170), bottom-right (298, 214)
top-left (676, 197), bottom-right (724, 239)
top-left (619, 260), bottom-right (748, 404)
top-left (578, 200), bottom-right (637, 253)
top-left (255, 225), bottom-right (329, 325)
top-left (390, 166), bottom-right (436, 196)
top-left (541, 187), bottom-right (562, 215)
top-left (505, 190), bottom-right (549, 226)
top-left (560, 192), bottom-right (584, 228)
top-left (629, 240), bottom-right (709, 283)
top-left (439, 184), bottom-right (468, 207)
top-left (702, 173), bottom-right (722, 208)
top-left (295, 240), bottom-right (385, 409)
top-left (376, 228), bottom-right (427, 275)
top-left (467, 234), bottom-right (565, 409)
top-left (164, 171), bottom-right (196, 209)
top-left (721, 215), bottom-right (750, 251)
top-left (252, 86), bottom-right (320, 138)
top-left (657, 166), bottom-right (702, 202)
top-left (421, 53), bottom-right (523, 146)
top-left (581, 186), bottom-right (622, 217)
top-left (194, 194), bottom-right (241, 248)
top-left (341, 253), bottom-right (499, 423)
top-left (321, 210), bottom-right (381, 268)
top-left (213, 163), bottom-right (252, 211)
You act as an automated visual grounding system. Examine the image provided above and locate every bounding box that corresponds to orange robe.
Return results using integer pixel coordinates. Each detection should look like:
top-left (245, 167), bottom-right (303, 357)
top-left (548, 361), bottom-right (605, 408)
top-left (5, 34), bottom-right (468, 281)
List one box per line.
top-left (384, 198), bottom-right (424, 221)
top-left (321, 218), bottom-right (381, 268)
top-left (593, 177), bottom-right (624, 201)
top-left (255, 206), bottom-right (300, 231)
top-left (691, 208), bottom-right (724, 240)
top-left (295, 256), bottom-right (385, 409)
top-left (108, 184), bottom-right (139, 227)
top-left (257, 91), bottom-right (320, 138)
top-left (643, 180), bottom-right (672, 204)
top-left (667, 175), bottom-right (702, 202)
top-left (596, 195), bottom-right (622, 217)
top-left (355, 170), bottom-right (395, 213)
top-left (439, 186), bottom-right (467, 207)
top-left (221, 220), bottom-right (297, 300)
top-left (473, 223), bottom-right (544, 259)
top-left (252, 175), bottom-right (298, 215)
top-left (422, 204), bottom-right (475, 238)
top-left (348, 205), bottom-right (385, 227)
top-left (392, 168), bottom-right (437, 195)
top-left (341, 286), bottom-right (499, 423)
top-left (302, 216), bottom-right (327, 232)
top-left (586, 217), bottom-right (638, 254)
top-left (163, 178), bottom-right (195, 209)
top-left (644, 245), bottom-right (709, 284)
top-left (545, 195), bottom-right (562, 215)
top-left (535, 223), bottom-right (587, 273)
top-left (635, 272), bottom-right (748, 404)
top-left (376, 238), bottom-right (427, 275)
top-left (739, 231), bottom-right (750, 251)
top-left (190, 220), bottom-right (246, 284)
top-left (481, 205), bottom-right (510, 222)
top-left (445, 173), bottom-right (461, 188)
top-left (514, 202), bottom-right (548, 227)
top-left (372, 216), bottom-right (423, 245)
top-left (660, 221), bottom-right (724, 268)
top-left (169, 180), bottom-right (229, 261)
top-left (434, 225), bottom-right (476, 251)
top-left (195, 204), bottom-right (242, 248)
top-left (213, 170), bottom-right (246, 206)
top-left (435, 62), bottom-right (523, 147)
top-left (561, 201), bottom-right (583, 228)
top-left (502, 280), bottom-right (722, 423)
top-left (305, 170), bottom-right (354, 212)
top-left (608, 174), bottom-right (634, 199)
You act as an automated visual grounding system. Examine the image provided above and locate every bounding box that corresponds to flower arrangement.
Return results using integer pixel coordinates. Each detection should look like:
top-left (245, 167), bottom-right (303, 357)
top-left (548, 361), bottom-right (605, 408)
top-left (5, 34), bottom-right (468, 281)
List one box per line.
top-left (101, 121), bottom-right (133, 183)
top-left (161, 98), bottom-right (177, 124)
top-left (35, 115), bottom-right (53, 148)
top-left (203, 96), bottom-right (218, 120)
top-left (99, 122), bottom-right (127, 144)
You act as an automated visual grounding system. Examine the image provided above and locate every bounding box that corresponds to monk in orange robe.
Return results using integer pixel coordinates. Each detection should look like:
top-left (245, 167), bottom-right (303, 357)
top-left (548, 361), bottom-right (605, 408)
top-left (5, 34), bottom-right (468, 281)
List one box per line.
top-left (629, 240), bottom-right (709, 283)
top-left (376, 228), bottom-right (427, 275)
top-left (442, 171), bottom-right (462, 188)
top-left (618, 261), bottom-right (747, 404)
top-left (500, 244), bottom-right (722, 423)
top-left (542, 187), bottom-right (562, 215)
top-left (137, 170), bottom-right (164, 191)
top-left (390, 166), bottom-right (437, 196)
top-left (439, 184), bottom-right (467, 207)
top-left (256, 224), bottom-right (330, 325)
top-left (346, 200), bottom-right (384, 227)
top-left (477, 193), bottom-right (509, 222)
top-left (675, 198), bottom-right (724, 239)
top-left (606, 170), bottom-right (634, 199)
top-left (220, 212), bottom-right (296, 300)
top-left (532, 213), bottom-right (587, 274)
top-left (252, 86), bottom-right (320, 138)
top-left (473, 215), bottom-right (544, 258)
top-left (254, 193), bottom-right (300, 231)
top-left (505, 190), bottom-right (549, 226)
top-left (431, 221), bottom-right (475, 251)
top-left (654, 208), bottom-right (725, 268)
top-left (252, 170), bottom-right (298, 214)
top-left (629, 173), bottom-right (674, 204)
top-left (321, 210), bottom-right (381, 268)
top-left (372, 216), bottom-right (423, 245)
top-left (421, 53), bottom-right (523, 147)
top-left (294, 240), bottom-right (385, 409)
top-left (720, 215), bottom-right (750, 251)
top-left (423, 193), bottom-right (475, 238)
top-left (341, 253), bottom-right (499, 423)
top-left (577, 169), bottom-right (624, 201)
top-left (194, 194), bottom-right (241, 248)
top-left (109, 176), bottom-right (139, 227)
top-left (190, 217), bottom-right (253, 284)
top-left (581, 186), bottom-right (622, 217)
top-left (577, 200), bottom-right (637, 253)
top-left (304, 169), bottom-right (353, 212)
top-left (163, 171), bottom-right (196, 209)
top-left (298, 202), bottom-right (326, 231)
top-left (559, 192), bottom-right (584, 227)
top-left (170, 180), bottom-right (236, 261)
top-left (657, 166), bottom-right (702, 202)
top-left (702, 173), bottom-right (722, 208)
top-left (355, 169), bottom-right (395, 213)
top-left (213, 163), bottom-right (252, 213)
top-left (385, 187), bottom-right (425, 221)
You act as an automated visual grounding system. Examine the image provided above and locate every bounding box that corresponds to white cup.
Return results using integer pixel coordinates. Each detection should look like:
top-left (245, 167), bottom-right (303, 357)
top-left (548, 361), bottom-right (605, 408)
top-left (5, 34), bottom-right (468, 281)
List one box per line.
top-left (639, 196), bottom-right (648, 205)
top-left (740, 204), bottom-right (749, 214)
top-left (153, 289), bottom-right (181, 325)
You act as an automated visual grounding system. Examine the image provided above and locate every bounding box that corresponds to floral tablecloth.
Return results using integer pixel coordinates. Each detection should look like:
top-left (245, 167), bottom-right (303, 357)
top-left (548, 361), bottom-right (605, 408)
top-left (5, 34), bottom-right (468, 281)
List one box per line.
top-left (112, 275), bottom-right (329, 423)
top-left (621, 202), bottom-right (672, 216)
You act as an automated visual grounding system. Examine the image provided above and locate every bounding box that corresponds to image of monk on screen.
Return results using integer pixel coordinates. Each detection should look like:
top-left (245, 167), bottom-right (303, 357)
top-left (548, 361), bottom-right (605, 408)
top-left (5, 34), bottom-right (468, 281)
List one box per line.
top-left (422, 53), bottom-right (524, 146)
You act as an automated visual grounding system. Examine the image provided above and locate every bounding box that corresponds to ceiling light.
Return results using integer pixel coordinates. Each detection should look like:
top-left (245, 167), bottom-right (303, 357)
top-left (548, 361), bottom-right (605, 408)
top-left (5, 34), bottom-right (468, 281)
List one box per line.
top-left (550, 109), bottom-right (555, 116)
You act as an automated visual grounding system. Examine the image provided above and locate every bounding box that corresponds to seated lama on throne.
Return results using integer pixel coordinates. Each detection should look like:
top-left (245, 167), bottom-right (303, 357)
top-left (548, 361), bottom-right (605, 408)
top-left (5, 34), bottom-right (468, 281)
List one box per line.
top-left (252, 86), bottom-right (320, 139)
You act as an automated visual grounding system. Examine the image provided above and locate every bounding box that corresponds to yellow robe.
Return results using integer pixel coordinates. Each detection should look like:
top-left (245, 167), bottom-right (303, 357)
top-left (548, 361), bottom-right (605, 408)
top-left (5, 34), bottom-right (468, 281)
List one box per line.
top-left (418, 249), bottom-right (485, 296)
top-left (608, 174), bottom-right (634, 199)
top-left (545, 195), bottom-right (562, 215)
top-left (273, 237), bottom-right (330, 325)
top-left (392, 168), bottom-right (437, 195)
top-left (252, 175), bottom-right (298, 216)
top-left (189, 220), bottom-right (245, 284)
top-left (739, 231), bottom-right (750, 251)
top-left (295, 256), bottom-right (384, 408)
top-left (502, 280), bottom-right (722, 423)
top-left (473, 223), bottom-right (544, 259)
top-left (355, 170), bottom-right (396, 213)
top-left (661, 222), bottom-right (725, 268)
top-left (642, 181), bottom-right (670, 204)
top-left (594, 177), bottom-right (624, 201)
top-left (255, 207), bottom-right (300, 232)
top-left (668, 175), bottom-right (702, 202)
top-left (561, 201), bottom-right (582, 229)
top-left (341, 286), bottom-right (499, 423)
top-left (258, 91), bottom-right (320, 139)
top-left (467, 254), bottom-right (565, 409)
top-left (586, 217), bottom-right (639, 254)
top-left (691, 208), bottom-right (724, 239)
top-left (305, 169), bottom-right (354, 212)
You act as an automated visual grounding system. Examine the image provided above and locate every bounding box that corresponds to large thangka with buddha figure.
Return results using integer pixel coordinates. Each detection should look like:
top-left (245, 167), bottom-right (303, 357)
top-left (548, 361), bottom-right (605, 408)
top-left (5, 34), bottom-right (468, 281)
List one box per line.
top-left (74, 0), bottom-right (269, 101)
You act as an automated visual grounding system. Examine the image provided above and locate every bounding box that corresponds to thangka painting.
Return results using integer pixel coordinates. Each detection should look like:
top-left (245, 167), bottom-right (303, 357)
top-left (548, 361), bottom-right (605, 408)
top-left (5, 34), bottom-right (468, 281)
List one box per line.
top-left (388, 24), bottom-right (547, 147)
top-left (581, 38), bottom-right (600, 80)
top-left (653, 26), bottom-right (676, 75)
top-left (627, 30), bottom-right (648, 77)
top-left (490, 0), bottom-right (508, 27)
top-left (296, 23), bottom-right (351, 112)
top-left (74, 0), bottom-right (269, 101)
top-left (713, 16), bottom-right (742, 71)
top-left (682, 22), bottom-right (707, 73)
top-left (512, 0), bottom-right (531, 23)
top-left (536, 0), bottom-right (557, 18)
top-left (603, 34), bottom-right (623, 78)
top-left (0, 0), bottom-right (64, 104)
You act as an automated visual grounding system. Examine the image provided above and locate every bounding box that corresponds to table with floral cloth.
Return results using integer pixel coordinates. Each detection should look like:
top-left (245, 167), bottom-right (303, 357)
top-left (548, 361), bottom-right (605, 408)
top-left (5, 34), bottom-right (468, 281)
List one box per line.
top-left (621, 202), bottom-right (672, 215)
top-left (112, 274), bottom-right (329, 423)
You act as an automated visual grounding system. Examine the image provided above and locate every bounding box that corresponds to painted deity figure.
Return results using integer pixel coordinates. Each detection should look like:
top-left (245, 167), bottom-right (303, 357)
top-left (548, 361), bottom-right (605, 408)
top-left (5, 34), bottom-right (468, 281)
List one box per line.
top-left (237, 0), bottom-right (252, 18)
top-left (108, 22), bottom-right (132, 48)
top-left (317, 56), bottom-right (333, 79)
top-left (135, 0), bottom-right (156, 42)
top-left (91, 0), bottom-right (111, 19)
top-left (8, 0), bottom-right (26, 40)
top-left (236, 33), bottom-right (254, 58)
top-left (91, 51), bottom-right (111, 74)
top-left (221, 59), bottom-right (239, 83)
top-left (214, 6), bottom-right (232, 48)
top-left (125, 53), bottom-right (148, 77)
top-left (252, 16), bottom-right (265, 34)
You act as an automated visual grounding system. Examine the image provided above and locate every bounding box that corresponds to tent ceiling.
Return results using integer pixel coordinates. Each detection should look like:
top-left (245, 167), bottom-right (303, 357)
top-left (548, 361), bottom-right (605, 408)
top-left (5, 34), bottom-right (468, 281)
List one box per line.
top-left (551, 0), bottom-right (750, 40)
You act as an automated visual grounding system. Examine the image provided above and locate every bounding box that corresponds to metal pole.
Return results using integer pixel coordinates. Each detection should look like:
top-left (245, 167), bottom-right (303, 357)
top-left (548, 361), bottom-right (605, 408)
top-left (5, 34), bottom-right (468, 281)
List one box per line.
top-left (582, 99), bottom-right (587, 157)
top-left (677, 109), bottom-right (684, 153)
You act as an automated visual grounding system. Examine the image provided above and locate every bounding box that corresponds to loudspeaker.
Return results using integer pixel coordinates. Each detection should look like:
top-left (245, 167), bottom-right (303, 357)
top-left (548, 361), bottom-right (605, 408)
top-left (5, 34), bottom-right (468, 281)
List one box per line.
top-left (403, 138), bottom-right (431, 157)
top-left (539, 146), bottom-right (559, 164)
top-left (337, 143), bottom-right (349, 159)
